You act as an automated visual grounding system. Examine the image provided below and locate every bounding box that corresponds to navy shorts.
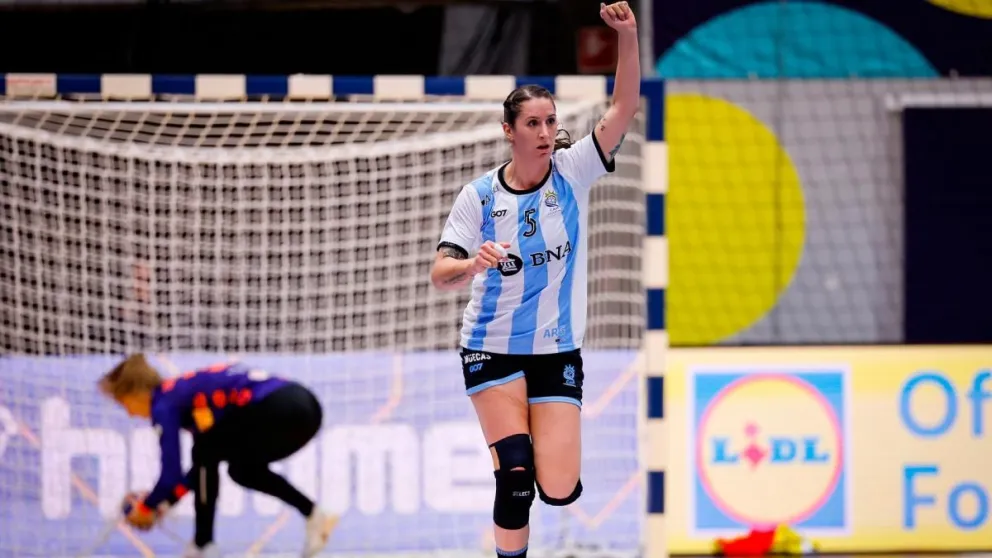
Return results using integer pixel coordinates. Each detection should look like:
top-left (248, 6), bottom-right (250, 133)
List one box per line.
top-left (460, 348), bottom-right (584, 408)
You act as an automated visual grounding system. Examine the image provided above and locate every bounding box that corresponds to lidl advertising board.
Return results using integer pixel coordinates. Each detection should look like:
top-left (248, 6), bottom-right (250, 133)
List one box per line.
top-left (666, 345), bottom-right (992, 552)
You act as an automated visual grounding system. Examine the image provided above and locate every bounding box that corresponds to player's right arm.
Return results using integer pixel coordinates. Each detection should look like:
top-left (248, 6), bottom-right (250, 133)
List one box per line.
top-left (431, 185), bottom-right (510, 291)
top-left (141, 402), bottom-right (186, 511)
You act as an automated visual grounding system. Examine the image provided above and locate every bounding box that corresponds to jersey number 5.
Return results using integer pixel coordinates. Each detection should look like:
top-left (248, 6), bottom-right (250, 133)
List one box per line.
top-left (522, 208), bottom-right (538, 238)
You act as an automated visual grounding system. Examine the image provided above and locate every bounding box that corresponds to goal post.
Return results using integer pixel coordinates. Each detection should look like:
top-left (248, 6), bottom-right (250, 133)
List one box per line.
top-left (0, 73), bottom-right (667, 558)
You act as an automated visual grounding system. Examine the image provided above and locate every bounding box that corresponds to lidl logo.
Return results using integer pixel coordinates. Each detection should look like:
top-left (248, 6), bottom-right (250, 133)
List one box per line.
top-left (689, 368), bottom-right (850, 534)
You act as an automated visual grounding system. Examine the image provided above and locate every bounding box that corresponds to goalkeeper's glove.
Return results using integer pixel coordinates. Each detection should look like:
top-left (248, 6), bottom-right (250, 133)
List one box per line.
top-left (121, 491), bottom-right (166, 531)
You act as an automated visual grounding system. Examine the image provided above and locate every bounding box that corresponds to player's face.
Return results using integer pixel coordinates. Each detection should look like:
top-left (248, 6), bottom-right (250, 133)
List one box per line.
top-left (117, 392), bottom-right (152, 418)
top-left (511, 98), bottom-right (558, 159)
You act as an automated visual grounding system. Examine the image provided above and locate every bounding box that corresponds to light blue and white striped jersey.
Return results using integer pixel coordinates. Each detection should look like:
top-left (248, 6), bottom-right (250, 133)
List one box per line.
top-left (438, 132), bottom-right (615, 355)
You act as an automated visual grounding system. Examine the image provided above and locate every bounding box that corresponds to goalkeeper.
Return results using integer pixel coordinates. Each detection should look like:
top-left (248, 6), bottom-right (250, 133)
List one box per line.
top-left (429, 3), bottom-right (640, 557)
top-left (98, 354), bottom-right (336, 558)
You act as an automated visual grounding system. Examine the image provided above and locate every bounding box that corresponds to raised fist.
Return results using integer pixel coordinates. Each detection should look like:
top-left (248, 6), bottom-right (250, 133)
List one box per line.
top-left (600, 1), bottom-right (636, 33)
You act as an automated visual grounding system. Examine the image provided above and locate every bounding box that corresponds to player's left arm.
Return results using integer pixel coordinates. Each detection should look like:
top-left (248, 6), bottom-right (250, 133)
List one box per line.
top-left (593, 1), bottom-right (640, 163)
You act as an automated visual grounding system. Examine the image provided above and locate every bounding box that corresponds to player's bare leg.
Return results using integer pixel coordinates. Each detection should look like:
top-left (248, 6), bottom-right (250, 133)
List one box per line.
top-left (530, 402), bottom-right (582, 505)
top-left (471, 377), bottom-right (533, 557)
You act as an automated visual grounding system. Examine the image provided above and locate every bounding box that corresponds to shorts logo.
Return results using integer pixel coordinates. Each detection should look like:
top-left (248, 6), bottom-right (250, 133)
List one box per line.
top-left (690, 367), bottom-right (850, 534)
top-left (463, 353), bottom-right (491, 365)
top-left (563, 365), bottom-right (576, 387)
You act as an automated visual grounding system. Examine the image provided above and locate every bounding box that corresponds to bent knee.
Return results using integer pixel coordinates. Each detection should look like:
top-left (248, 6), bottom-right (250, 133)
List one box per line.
top-left (535, 465), bottom-right (579, 496)
top-left (490, 434), bottom-right (536, 530)
top-left (536, 475), bottom-right (582, 506)
top-left (227, 463), bottom-right (266, 486)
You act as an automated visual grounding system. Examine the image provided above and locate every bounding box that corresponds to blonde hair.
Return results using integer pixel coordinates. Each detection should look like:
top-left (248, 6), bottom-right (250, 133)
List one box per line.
top-left (99, 353), bottom-right (163, 399)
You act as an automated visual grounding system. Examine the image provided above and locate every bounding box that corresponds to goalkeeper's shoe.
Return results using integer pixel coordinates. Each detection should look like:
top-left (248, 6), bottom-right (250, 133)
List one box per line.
top-left (182, 541), bottom-right (220, 558)
top-left (302, 509), bottom-right (338, 558)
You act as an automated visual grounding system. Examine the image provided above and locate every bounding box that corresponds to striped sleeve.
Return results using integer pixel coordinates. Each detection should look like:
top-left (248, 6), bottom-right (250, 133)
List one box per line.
top-left (438, 184), bottom-right (483, 257)
top-left (553, 132), bottom-right (616, 190)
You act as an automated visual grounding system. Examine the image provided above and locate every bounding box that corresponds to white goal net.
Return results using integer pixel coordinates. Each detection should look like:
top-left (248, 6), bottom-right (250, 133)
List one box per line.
top-left (0, 97), bottom-right (646, 558)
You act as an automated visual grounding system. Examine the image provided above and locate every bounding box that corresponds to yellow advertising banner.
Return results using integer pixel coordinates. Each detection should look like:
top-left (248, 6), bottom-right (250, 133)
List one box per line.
top-left (666, 345), bottom-right (992, 553)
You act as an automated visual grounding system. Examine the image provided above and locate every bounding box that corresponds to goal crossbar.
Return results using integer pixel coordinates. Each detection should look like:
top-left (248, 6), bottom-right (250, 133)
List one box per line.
top-left (0, 99), bottom-right (603, 163)
top-left (0, 100), bottom-right (594, 114)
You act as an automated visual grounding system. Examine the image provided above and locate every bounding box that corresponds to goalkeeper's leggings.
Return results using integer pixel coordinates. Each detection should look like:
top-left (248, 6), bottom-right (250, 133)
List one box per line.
top-left (190, 382), bottom-right (323, 547)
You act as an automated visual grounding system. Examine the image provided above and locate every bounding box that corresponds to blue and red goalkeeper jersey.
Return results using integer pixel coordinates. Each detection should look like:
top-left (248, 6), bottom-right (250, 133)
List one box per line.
top-left (142, 362), bottom-right (288, 509)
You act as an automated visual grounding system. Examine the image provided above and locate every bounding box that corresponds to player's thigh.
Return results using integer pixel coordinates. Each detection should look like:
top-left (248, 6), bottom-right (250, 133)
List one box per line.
top-left (525, 350), bottom-right (584, 498)
top-left (462, 349), bottom-right (528, 421)
top-left (225, 383), bottom-right (322, 463)
top-left (462, 349), bottom-right (530, 467)
top-left (530, 402), bottom-right (581, 497)
top-left (470, 380), bottom-right (530, 468)
top-left (256, 383), bottom-right (323, 461)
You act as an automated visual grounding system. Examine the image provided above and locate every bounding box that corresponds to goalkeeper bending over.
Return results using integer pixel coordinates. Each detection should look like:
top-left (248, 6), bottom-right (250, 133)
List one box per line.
top-left (98, 354), bottom-right (336, 558)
